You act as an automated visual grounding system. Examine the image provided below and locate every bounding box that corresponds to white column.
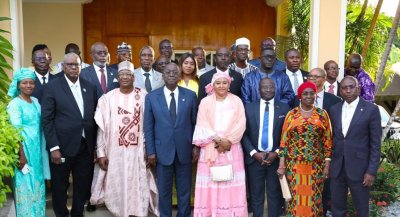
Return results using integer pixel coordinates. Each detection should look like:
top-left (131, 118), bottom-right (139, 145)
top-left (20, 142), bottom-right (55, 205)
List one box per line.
top-left (10, 0), bottom-right (24, 71)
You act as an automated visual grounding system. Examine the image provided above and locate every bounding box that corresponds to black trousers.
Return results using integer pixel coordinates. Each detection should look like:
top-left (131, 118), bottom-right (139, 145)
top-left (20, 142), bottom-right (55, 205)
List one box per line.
top-left (50, 138), bottom-right (94, 217)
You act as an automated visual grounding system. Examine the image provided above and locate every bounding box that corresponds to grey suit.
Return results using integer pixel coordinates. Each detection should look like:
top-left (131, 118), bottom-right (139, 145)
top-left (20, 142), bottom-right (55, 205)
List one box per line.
top-left (133, 68), bottom-right (164, 91)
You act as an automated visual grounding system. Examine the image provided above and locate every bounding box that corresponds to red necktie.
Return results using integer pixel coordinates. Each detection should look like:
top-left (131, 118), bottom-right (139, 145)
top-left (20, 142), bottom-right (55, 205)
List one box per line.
top-left (100, 68), bottom-right (107, 94)
top-left (328, 84), bottom-right (334, 94)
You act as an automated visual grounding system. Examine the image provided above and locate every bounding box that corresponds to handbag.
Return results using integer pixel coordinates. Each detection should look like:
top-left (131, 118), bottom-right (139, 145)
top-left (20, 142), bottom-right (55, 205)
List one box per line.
top-left (209, 152), bottom-right (233, 182)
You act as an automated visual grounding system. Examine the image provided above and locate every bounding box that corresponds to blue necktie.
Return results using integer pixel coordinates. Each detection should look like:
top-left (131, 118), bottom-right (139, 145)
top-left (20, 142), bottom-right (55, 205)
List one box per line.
top-left (261, 102), bottom-right (269, 150)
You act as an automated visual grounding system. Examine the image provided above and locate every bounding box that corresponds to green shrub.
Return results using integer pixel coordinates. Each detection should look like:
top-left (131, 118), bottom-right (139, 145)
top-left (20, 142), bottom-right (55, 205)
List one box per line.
top-left (0, 100), bottom-right (21, 207)
top-left (381, 139), bottom-right (400, 165)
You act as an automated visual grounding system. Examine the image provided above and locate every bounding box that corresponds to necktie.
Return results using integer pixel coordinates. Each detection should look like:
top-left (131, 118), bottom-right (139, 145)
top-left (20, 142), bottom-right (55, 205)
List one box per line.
top-left (100, 68), bottom-right (107, 94)
top-left (293, 73), bottom-right (299, 94)
top-left (261, 102), bottom-right (269, 150)
top-left (328, 84), bottom-right (334, 94)
top-left (144, 72), bottom-right (152, 92)
top-left (315, 96), bottom-right (319, 107)
top-left (169, 92), bottom-right (176, 123)
top-left (71, 84), bottom-right (84, 117)
top-left (42, 76), bottom-right (46, 85)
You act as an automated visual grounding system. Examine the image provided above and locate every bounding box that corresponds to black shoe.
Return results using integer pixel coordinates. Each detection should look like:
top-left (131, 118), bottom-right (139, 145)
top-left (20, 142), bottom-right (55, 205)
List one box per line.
top-left (86, 202), bottom-right (96, 212)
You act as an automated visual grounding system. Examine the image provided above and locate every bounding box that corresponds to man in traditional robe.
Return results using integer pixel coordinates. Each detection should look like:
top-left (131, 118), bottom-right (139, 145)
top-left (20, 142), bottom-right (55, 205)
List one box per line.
top-left (90, 60), bottom-right (159, 217)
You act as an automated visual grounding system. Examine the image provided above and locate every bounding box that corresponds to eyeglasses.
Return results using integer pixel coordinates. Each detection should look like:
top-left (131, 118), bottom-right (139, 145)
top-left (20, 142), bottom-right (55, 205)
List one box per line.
top-left (307, 75), bottom-right (324, 79)
top-left (34, 57), bottom-right (49, 62)
top-left (118, 72), bottom-right (133, 77)
top-left (216, 53), bottom-right (230, 58)
top-left (157, 61), bottom-right (170, 65)
top-left (326, 67), bottom-right (340, 71)
top-left (261, 55), bottom-right (276, 60)
top-left (160, 45), bottom-right (173, 50)
top-left (64, 63), bottom-right (81, 68)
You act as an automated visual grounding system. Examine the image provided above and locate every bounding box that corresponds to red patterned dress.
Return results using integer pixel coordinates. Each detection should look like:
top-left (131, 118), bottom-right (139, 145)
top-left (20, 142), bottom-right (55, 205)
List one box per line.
top-left (279, 107), bottom-right (332, 217)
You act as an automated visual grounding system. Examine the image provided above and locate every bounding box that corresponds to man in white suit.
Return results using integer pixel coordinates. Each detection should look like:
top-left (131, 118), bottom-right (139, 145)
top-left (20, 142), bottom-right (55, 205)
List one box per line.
top-left (134, 45), bottom-right (164, 92)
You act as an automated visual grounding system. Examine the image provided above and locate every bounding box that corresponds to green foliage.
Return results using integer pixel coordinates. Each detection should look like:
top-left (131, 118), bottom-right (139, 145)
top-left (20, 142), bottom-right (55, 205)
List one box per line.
top-left (0, 101), bottom-right (21, 208)
top-left (345, 3), bottom-right (394, 82)
top-left (381, 139), bottom-right (400, 165)
top-left (0, 17), bottom-right (19, 208)
top-left (0, 17), bottom-right (12, 102)
top-left (285, 0), bottom-right (310, 70)
top-left (346, 162), bottom-right (400, 216)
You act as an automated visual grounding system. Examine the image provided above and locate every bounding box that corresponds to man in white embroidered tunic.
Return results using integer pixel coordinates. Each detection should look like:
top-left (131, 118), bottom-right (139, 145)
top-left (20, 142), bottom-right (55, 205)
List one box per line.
top-left (90, 60), bottom-right (159, 217)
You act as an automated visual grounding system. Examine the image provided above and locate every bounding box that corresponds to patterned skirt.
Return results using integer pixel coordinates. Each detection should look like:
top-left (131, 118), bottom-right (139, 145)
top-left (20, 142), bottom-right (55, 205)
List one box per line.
top-left (286, 160), bottom-right (325, 217)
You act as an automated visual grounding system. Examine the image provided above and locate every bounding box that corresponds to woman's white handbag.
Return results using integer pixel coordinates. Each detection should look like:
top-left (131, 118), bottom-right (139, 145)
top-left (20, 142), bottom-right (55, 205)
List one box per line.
top-left (210, 164), bottom-right (233, 181)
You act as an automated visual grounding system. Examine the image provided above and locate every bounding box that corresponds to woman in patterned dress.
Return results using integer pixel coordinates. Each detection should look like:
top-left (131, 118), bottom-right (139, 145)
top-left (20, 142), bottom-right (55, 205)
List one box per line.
top-left (277, 82), bottom-right (332, 217)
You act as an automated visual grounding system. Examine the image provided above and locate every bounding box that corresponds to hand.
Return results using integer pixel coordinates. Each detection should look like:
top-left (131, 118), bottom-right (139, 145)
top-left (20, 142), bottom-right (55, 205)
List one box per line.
top-left (93, 151), bottom-right (97, 163)
top-left (323, 165), bottom-right (330, 179)
top-left (277, 166), bottom-right (286, 179)
top-left (50, 150), bottom-right (62, 164)
top-left (264, 152), bottom-right (278, 165)
top-left (147, 154), bottom-right (157, 167)
top-left (18, 153), bottom-right (28, 170)
top-left (216, 145), bottom-right (225, 153)
top-left (192, 146), bottom-right (200, 163)
top-left (363, 173), bottom-right (376, 187)
top-left (98, 157), bottom-right (109, 171)
top-left (252, 152), bottom-right (265, 164)
top-left (219, 138), bottom-right (232, 151)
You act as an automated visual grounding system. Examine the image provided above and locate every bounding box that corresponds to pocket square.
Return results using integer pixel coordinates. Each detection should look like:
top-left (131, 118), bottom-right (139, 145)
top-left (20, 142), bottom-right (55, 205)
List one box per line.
top-left (279, 115), bottom-right (285, 118)
top-left (113, 78), bottom-right (118, 82)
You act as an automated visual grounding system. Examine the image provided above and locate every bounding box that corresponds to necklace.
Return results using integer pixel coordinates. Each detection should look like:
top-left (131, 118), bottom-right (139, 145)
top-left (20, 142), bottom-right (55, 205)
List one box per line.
top-left (299, 104), bottom-right (313, 113)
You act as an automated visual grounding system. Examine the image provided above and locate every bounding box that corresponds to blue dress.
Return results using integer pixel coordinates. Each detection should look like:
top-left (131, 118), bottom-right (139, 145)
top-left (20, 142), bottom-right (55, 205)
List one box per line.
top-left (7, 97), bottom-right (49, 217)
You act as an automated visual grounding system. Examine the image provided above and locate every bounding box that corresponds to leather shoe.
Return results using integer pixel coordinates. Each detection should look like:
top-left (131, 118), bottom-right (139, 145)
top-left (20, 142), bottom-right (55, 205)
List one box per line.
top-left (86, 201), bottom-right (96, 212)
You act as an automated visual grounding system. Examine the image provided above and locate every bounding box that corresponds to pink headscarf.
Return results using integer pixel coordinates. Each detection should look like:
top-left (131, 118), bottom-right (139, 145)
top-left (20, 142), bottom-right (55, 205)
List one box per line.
top-left (204, 69), bottom-right (232, 95)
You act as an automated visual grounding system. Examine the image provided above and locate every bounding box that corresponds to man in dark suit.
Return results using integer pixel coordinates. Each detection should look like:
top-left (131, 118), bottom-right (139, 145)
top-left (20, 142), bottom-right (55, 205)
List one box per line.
top-left (284, 48), bottom-right (308, 104)
top-left (42, 53), bottom-right (98, 217)
top-left (242, 78), bottom-right (290, 217)
top-left (31, 49), bottom-right (60, 103)
top-left (197, 47), bottom-right (243, 104)
top-left (324, 60), bottom-right (341, 97)
top-left (329, 76), bottom-right (382, 217)
top-left (80, 42), bottom-right (119, 99)
top-left (144, 63), bottom-right (198, 217)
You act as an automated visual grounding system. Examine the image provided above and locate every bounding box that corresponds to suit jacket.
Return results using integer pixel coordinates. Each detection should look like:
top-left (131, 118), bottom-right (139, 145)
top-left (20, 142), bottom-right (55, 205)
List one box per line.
top-left (144, 86), bottom-right (198, 165)
top-left (133, 68), bottom-right (164, 91)
top-left (197, 68), bottom-right (243, 104)
top-left (242, 100), bottom-right (291, 164)
top-left (32, 72), bottom-right (62, 103)
top-left (79, 65), bottom-right (119, 98)
top-left (329, 98), bottom-right (382, 181)
top-left (41, 76), bottom-right (98, 157)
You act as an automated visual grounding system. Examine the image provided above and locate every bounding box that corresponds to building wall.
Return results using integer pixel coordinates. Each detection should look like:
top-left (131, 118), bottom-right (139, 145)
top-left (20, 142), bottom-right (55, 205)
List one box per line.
top-left (23, 2), bottom-right (83, 67)
top-left (83, 0), bottom-right (277, 67)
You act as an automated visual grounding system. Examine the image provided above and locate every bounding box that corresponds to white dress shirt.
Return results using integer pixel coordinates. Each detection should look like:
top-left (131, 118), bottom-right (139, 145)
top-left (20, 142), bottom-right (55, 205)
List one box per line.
top-left (286, 69), bottom-right (305, 92)
top-left (93, 64), bottom-right (108, 84)
top-left (324, 81), bottom-right (338, 96)
top-left (342, 97), bottom-right (359, 137)
top-left (315, 90), bottom-right (324, 109)
top-left (250, 98), bottom-right (275, 156)
top-left (35, 71), bottom-right (50, 84)
top-left (141, 68), bottom-right (156, 87)
top-left (163, 86), bottom-right (179, 110)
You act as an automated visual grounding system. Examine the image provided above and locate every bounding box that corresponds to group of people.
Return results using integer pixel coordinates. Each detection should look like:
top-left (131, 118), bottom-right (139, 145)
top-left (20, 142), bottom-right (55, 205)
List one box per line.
top-left (6, 36), bottom-right (382, 217)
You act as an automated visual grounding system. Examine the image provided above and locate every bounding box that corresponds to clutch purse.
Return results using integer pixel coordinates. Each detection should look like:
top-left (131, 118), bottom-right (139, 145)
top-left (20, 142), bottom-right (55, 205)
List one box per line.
top-left (279, 175), bottom-right (292, 201)
top-left (210, 164), bottom-right (233, 182)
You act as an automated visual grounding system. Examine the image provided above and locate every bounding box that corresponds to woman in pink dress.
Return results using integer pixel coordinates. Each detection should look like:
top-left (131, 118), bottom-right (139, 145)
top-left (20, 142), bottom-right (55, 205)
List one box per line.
top-left (193, 70), bottom-right (248, 216)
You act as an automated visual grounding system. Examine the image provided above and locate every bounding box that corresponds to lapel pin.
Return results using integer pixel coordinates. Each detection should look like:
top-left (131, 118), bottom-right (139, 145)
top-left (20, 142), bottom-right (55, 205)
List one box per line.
top-left (182, 98), bottom-right (185, 102)
top-left (83, 88), bottom-right (86, 92)
top-left (361, 108), bottom-right (363, 111)
top-left (110, 73), bottom-right (113, 76)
